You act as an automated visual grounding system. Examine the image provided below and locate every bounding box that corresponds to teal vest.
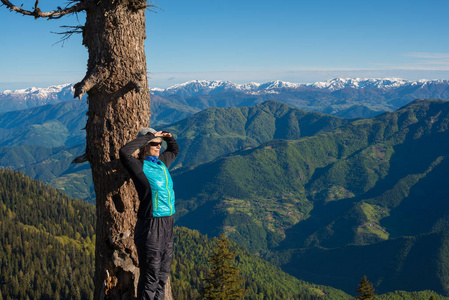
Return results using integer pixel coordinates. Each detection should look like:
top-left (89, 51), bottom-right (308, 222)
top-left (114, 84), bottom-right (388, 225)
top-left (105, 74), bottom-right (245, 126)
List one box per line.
top-left (142, 160), bottom-right (175, 217)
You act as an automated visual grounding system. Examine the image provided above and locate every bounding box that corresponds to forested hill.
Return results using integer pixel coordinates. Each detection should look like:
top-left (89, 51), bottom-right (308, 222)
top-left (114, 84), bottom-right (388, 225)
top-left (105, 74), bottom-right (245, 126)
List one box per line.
top-left (0, 100), bottom-right (348, 201)
top-left (0, 168), bottom-right (352, 299)
top-left (164, 100), bottom-right (350, 169)
top-left (0, 168), bottom-right (95, 299)
top-left (172, 99), bottom-right (449, 295)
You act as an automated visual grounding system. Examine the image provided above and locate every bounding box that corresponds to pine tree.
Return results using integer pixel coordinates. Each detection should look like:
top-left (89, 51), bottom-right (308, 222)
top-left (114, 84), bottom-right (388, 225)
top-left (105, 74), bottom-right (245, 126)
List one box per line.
top-left (355, 275), bottom-right (376, 300)
top-left (202, 234), bottom-right (248, 299)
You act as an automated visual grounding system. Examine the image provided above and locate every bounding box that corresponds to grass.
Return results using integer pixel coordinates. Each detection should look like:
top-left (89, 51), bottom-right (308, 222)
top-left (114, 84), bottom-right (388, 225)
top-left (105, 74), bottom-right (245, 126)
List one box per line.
top-left (221, 196), bottom-right (310, 239)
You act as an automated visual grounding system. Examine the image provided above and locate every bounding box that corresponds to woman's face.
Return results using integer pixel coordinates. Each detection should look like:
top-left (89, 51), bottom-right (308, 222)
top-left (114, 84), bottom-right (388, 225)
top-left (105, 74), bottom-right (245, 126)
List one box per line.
top-left (143, 138), bottom-right (162, 157)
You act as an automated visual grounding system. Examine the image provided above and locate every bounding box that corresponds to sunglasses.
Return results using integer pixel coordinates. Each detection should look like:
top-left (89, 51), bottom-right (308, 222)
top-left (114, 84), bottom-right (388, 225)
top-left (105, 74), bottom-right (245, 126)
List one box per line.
top-left (148, 141), bottom-right (162, 147)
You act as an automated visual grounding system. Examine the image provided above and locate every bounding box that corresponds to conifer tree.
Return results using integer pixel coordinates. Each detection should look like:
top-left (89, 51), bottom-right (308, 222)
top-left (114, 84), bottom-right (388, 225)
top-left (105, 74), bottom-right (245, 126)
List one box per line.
top-left (355, 275), bottom-right (376, 300)
top-left (202, 234), bottom-right (248, 299)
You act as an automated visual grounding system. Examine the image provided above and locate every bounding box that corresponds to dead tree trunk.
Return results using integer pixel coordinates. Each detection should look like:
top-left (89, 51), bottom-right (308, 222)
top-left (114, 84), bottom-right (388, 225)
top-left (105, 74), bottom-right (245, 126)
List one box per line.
top-left (82, 3), bottom-right (149, 299)
top-left (81, 2), bottom-right (174, 300)
top-left (1, 0), bottom-right (174, 299)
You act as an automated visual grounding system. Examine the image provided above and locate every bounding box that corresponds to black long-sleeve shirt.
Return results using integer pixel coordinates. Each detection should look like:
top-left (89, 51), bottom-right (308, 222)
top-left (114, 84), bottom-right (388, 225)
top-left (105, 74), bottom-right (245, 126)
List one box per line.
top-left (119, 133), bottom-right (179, 219)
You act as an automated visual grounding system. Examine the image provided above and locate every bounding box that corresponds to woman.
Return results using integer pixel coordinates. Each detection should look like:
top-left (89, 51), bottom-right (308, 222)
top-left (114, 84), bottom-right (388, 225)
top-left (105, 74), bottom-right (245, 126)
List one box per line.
top-left (119, 128), bottom-right (179, 300)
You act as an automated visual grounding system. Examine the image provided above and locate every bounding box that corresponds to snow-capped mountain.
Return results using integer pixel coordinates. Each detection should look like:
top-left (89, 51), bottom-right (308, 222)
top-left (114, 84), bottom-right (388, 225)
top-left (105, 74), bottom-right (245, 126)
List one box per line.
top-left (151, 78), bottom-right (448, 97)
top-left (308, 78), bottom-right (448, 91)
top-left (0, 84), bottom-right (75, 112)
top-left (0, 84), bottom-right (73, 100)
top-left (1, 78), bottom-right (448, 115)
top-left (308, 78), bottom-right (410, 90)
top-left (151, 80), bottom-right (262, 98)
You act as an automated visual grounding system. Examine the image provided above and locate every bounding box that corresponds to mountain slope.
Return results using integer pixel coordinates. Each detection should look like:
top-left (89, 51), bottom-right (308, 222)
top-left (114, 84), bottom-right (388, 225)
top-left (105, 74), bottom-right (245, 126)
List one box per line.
top-left (164, 101), bottom-right (349, 169)
top-left (151, 78), bottom-right (449, 97)
top-left (0, 84), bottom-right (75, 112)
top-left (0, 100), bottom-right (87, 148)
top-left (274, 230), bottom-right (449, 296)
top-left (0, 169), bottom-right (352, 299)
top-left (171, 99), bottom-right (449, 294)
top-left (149, 94), bottom-right (201, 126)
top-left (0, 144), bottom-right (92, 201)
top-left (0, 169), bottom-right (95, 299)
top-left (0, 101), bottom-right (348, 201)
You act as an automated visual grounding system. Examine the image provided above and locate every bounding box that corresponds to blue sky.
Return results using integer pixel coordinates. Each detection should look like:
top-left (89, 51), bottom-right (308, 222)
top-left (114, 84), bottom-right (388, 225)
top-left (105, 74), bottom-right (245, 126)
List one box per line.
top-left (1, 0), bottom-right (448, 90)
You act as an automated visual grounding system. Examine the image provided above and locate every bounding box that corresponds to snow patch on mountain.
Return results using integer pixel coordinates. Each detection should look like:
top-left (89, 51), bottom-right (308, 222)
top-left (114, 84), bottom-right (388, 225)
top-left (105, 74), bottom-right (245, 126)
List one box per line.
top-left (1, 84), bottom-right (73, 99)
top-left (2, 78), bottom-right (447, 112)
top-left (152, 80), bottom-right (262, 97)
top-left (0, 84), bottom-right (78, 113)
top-left (309, 78), bottom-right (411, 90)
top-left (151, 78), bottom-right (448, 96)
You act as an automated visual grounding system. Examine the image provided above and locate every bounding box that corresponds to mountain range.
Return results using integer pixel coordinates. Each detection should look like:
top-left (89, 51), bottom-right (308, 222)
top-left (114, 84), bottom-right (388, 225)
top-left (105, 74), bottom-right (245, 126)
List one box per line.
top-left (1, 79), bottom-right (449, 296)
top-left (151, 78), bottom-right (448, 97)
top-left (2, 78), bottom-right (449, 120)
top-left (0, 100), bottom-right (351, 200)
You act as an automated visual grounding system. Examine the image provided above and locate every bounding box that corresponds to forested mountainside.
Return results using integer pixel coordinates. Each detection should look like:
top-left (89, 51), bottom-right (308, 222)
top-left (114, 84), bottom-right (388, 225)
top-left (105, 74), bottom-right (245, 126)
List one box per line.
top-left (163, 101), bottom-right (350, 169)
top-left (171, 99), bottom-right (449, 295)
top-left (0, 169), bottom-right (95, 299)
top-left (0, 100), bottom-right (86, 148)
top-left (0, 101), bottom-right (349, 201)
top-left (0, 169), bottom-right (353, 299)
top-left (0, 144), bottom-right (93, 202)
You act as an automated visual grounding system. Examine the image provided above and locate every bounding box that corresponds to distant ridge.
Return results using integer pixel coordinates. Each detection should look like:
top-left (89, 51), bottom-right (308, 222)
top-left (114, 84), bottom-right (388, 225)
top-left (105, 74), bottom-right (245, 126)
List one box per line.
top-left (2, 78), bottom-right (448, 109)
top-left (0, 84), bottom-right (75, 112)
top-left (150, 78), bottom-right (449, 97)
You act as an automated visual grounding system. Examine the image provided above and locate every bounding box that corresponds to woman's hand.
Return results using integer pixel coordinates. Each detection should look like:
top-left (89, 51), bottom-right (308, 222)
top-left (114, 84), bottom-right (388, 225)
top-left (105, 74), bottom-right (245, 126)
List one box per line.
top-left (154, 131), bottom-right (172, 138)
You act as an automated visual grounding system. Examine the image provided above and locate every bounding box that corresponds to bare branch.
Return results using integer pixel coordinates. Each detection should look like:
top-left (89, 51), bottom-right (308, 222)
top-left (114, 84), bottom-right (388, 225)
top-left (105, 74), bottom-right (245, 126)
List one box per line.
top-left (74, 65), bottom-right (110, 100)
top-left (0, 0), bottom-right (87, 19)
top-left (72, 152), bottom-right (88, 164)
top-left (52, 25), bottom-right (84, 46)
top-left (147, 1), bottom-right (160, 13)
top-left (126, 0), bottom-right (158, 12)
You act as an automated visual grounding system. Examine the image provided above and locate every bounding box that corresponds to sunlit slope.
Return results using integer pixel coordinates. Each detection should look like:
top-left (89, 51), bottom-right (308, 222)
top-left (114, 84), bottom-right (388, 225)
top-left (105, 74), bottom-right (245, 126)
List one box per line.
top-left (172, 99), bottom-right (449, 294)
top-left (164, 100), bottom-right (349, 169)
top-left (0, 169), bottom-right (352, 299)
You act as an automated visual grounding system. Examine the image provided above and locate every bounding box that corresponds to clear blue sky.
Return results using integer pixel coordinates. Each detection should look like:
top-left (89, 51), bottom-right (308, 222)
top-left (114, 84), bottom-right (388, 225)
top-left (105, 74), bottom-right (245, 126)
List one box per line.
top-left (1, 0), bottom-right (448, 91)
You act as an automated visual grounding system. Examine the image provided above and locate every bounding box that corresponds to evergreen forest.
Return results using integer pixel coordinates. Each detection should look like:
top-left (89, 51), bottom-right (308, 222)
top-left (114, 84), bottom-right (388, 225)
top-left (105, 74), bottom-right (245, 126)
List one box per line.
top-left (1, 169), bottom-right (445, 299)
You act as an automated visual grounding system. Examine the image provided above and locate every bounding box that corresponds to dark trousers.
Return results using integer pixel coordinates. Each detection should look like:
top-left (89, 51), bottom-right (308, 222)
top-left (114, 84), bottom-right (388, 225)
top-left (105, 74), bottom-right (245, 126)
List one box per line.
top-left (134, 216), bottom-right (174, 300)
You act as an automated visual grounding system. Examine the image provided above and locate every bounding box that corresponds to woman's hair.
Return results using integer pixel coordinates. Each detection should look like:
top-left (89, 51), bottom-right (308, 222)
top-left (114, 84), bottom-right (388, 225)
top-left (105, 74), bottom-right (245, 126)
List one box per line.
top-left (138, 146), bottom-right (148, 160)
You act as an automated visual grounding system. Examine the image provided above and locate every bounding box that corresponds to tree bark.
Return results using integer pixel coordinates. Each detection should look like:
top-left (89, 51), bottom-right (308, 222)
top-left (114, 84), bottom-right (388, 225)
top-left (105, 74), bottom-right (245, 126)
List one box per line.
top-left (81, 1), bottom-right (172, 299)
top-left (0, 0), bottom-right (174, 297)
